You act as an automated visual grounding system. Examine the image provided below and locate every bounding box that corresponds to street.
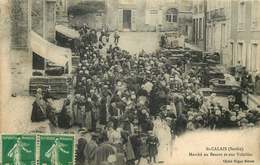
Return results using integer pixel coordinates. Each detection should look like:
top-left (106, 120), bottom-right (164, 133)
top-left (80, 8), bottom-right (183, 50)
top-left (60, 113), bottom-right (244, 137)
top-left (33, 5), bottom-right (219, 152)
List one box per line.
top-left (118, 32), bottom-right (160, 54)
top-left (2, 0), bottom-right (260, 164)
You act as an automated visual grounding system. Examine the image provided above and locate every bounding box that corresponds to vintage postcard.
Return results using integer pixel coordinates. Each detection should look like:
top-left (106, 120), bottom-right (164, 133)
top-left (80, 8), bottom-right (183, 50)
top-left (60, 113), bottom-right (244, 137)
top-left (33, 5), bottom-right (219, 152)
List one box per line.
top-left (0, 0), bottom-right (260, 165)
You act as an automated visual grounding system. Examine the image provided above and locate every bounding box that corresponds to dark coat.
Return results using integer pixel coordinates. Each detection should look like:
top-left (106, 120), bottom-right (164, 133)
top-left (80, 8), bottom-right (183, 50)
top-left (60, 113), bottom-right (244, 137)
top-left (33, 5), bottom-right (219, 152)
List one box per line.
top-left (130, 135), bottom-right (142, 159)
top-left (146, 135), bottom-right (159, 157)
top-left (76, 138), bottom-right (87, 165)
top-left (31, 101), bottom-right (47, 122)
top-left (99, 97), bottom-right (107, 125)
top-left (58, 103), bottom-right (72, 129)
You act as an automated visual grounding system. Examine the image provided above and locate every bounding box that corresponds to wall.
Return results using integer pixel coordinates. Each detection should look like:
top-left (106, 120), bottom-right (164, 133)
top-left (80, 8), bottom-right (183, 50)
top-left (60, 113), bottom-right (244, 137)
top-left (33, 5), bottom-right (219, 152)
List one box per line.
top-left (32, 0), bottom-right (56, 42)
top-left (10, 0), bottom-right (30, 49)
top-left (106, 0), bottom-right (192, 33)
top-left (192, 0), bottom-right (205, 49)
top-left (69, 12), bottom-right (106, 30)
top-left (32, 0), bottom-right (44, 36)
top-left (9, 0), bottom-right (32, 96)
top-left (45, 0), bottom-right (56, 43)
top-left (230, 0), bottom-right (260, 77)
top-left (205, 0), bottom-right (232, 66)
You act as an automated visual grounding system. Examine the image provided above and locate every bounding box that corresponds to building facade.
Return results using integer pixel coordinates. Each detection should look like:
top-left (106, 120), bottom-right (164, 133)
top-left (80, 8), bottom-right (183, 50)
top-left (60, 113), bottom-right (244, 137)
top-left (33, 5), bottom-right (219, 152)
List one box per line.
top-left (192, 0), bottom-right (206, 49)
top-left (106, 0), bottom-right (193, 33)
top-left (206, 0), bottom-right (231, 66)
top-left (204, 0), bottom-right (260, 75)
top-left (67, 0), bottom-right (193, 39)
top-left (32, 0), bottom-right (57, 42)
top-left (229, 0), bottom-right (260, 79)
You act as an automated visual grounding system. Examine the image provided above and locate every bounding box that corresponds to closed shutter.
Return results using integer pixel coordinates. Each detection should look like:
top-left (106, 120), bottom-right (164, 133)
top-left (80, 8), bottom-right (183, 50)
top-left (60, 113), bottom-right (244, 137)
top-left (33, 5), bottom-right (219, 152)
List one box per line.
top-left (131, 9), bottom-right (136, 31)
top-left (118, 9), bottom-right (123, 31)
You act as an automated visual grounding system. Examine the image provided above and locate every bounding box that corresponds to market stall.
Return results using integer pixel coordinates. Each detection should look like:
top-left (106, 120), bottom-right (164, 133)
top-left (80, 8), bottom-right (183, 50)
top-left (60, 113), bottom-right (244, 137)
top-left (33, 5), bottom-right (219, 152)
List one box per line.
top-left (30, 31), bottom-right (73, 98)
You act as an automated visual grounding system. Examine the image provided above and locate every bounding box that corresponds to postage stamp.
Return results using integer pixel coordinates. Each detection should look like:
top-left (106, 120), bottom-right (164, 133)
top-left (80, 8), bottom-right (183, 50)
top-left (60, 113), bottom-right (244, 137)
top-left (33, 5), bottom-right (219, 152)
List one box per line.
top-left (39, 135), bottom-right (74, 165)
top-left (1, 134), bottom-right (36, 165)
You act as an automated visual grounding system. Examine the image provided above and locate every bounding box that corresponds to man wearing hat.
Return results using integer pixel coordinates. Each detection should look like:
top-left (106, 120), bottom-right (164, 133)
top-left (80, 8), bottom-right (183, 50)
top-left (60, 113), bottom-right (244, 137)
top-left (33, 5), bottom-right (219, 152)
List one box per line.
top-left (146, 131), bottom-right (159, 164)
top-left (129, 128), bottom-right (142, 165)
top-left (84, 133), bottom-right (98, 165)
top-left (76, 128), bottom-right (88, 165)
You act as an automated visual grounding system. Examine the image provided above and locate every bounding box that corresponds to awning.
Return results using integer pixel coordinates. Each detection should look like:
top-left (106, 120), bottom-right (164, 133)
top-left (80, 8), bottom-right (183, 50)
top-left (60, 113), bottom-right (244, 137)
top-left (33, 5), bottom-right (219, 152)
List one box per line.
top-left (55, 25), bottom-right (80, 39)
top-left (31, 31), bottom-right (71, 66)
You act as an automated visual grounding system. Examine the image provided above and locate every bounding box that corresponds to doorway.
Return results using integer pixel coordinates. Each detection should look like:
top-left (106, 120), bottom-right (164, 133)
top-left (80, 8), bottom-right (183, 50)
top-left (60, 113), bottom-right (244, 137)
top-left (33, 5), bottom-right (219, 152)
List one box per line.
top-left (123, 10), bottom-right (131, 30)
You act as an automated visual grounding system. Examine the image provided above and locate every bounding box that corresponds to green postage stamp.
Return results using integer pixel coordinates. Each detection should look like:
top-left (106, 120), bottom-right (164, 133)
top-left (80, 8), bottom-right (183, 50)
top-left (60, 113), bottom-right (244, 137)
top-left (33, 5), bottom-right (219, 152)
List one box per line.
top-left (1, 135), bottom-right (36, 165)
top-left (1, 134), bottom-right (75, 165)
top-left (39, 135), bottom-right (74, 165)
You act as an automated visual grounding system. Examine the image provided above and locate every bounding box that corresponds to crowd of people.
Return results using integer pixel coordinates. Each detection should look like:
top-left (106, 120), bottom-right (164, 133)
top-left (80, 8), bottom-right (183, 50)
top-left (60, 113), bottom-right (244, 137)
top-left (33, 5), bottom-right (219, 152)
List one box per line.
top-left (31, 25), bottom-right (260, 165)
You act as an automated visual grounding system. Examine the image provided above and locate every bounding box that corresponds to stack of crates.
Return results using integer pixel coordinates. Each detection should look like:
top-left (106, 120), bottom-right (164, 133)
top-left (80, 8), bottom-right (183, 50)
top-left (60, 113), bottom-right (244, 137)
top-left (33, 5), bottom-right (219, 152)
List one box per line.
top-left (29, 77), bottom-right (48, 96)
top-left (29, 76), bottom-right (71, 98)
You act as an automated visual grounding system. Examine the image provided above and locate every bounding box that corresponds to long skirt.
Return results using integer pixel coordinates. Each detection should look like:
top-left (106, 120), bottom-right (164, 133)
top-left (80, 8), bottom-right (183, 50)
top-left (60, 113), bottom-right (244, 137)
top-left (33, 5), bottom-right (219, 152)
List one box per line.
top-left (73, 105), bottom-right (84, 126)
top-left (84, 111), bottom-right (92, 130)
top-left (125, 139), bottom-right (135, 161)
top-left (78, 106), bottom-right (85, 127)
top-left (140, 142), bottom-right (148, 158)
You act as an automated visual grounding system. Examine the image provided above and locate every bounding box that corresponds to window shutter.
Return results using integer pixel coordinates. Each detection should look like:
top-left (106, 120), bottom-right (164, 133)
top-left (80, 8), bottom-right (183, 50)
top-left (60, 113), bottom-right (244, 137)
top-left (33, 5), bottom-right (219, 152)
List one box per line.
top-left (131, 9), bottom-right (136, 31)
top-left (118, 9), bottom-right (123, 31)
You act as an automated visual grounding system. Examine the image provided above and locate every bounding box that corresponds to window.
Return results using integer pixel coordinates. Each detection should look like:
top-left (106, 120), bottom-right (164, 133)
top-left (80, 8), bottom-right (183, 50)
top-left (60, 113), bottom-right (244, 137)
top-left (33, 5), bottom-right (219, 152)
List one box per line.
top-left (251, 0), bottom-right (260, 30)
top-left (251, 43), bottom-right (258, 71)
top-left (237, 42), bottom-right (243, 65)
top-left (230, 42), bottom-right (235, 65)
top-left (212, 24), bottom-right (215, 49)
top-left (185, 25), bottom-right (188, 34)
top-left (166, 8), bottom-right (178, 23)
top-left (207, 25), bottom-right (211, 48)
top-left (238, 1), bottom-right (246, 30)
top-left (199, 18), bottom-right (203, 39)
top-left (221, 23), bottom-right (226, 48)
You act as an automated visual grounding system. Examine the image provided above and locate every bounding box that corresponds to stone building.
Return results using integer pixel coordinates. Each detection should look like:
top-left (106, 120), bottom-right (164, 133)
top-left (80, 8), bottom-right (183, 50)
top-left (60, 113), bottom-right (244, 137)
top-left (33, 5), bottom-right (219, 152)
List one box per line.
top-left (204, 0), bottom-right (260, 73)
top-left (7, 0), bottom-right (66, 96)
top-left (32, 0), bottom-right (57, 43)
top-left (106, 0), bottom-right (193, 33)
top-left (206, 0), bottom-right (231, 65)
top-left (229, 0), bottom-right (260, 77)
top-left (192, 0), bottom-right (205, 49)
top-left (68, 0), bottom-right (106, 29)
top-left (67, 0), bottom-right (193, 38)
top-left (9, 0), bottom-right (32, 95)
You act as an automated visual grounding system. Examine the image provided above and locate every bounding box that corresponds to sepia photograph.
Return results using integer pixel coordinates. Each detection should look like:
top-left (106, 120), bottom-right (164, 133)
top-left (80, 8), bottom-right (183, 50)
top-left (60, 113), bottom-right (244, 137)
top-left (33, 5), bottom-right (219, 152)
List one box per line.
top-left (0, 0), bottom-right (260, 165)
